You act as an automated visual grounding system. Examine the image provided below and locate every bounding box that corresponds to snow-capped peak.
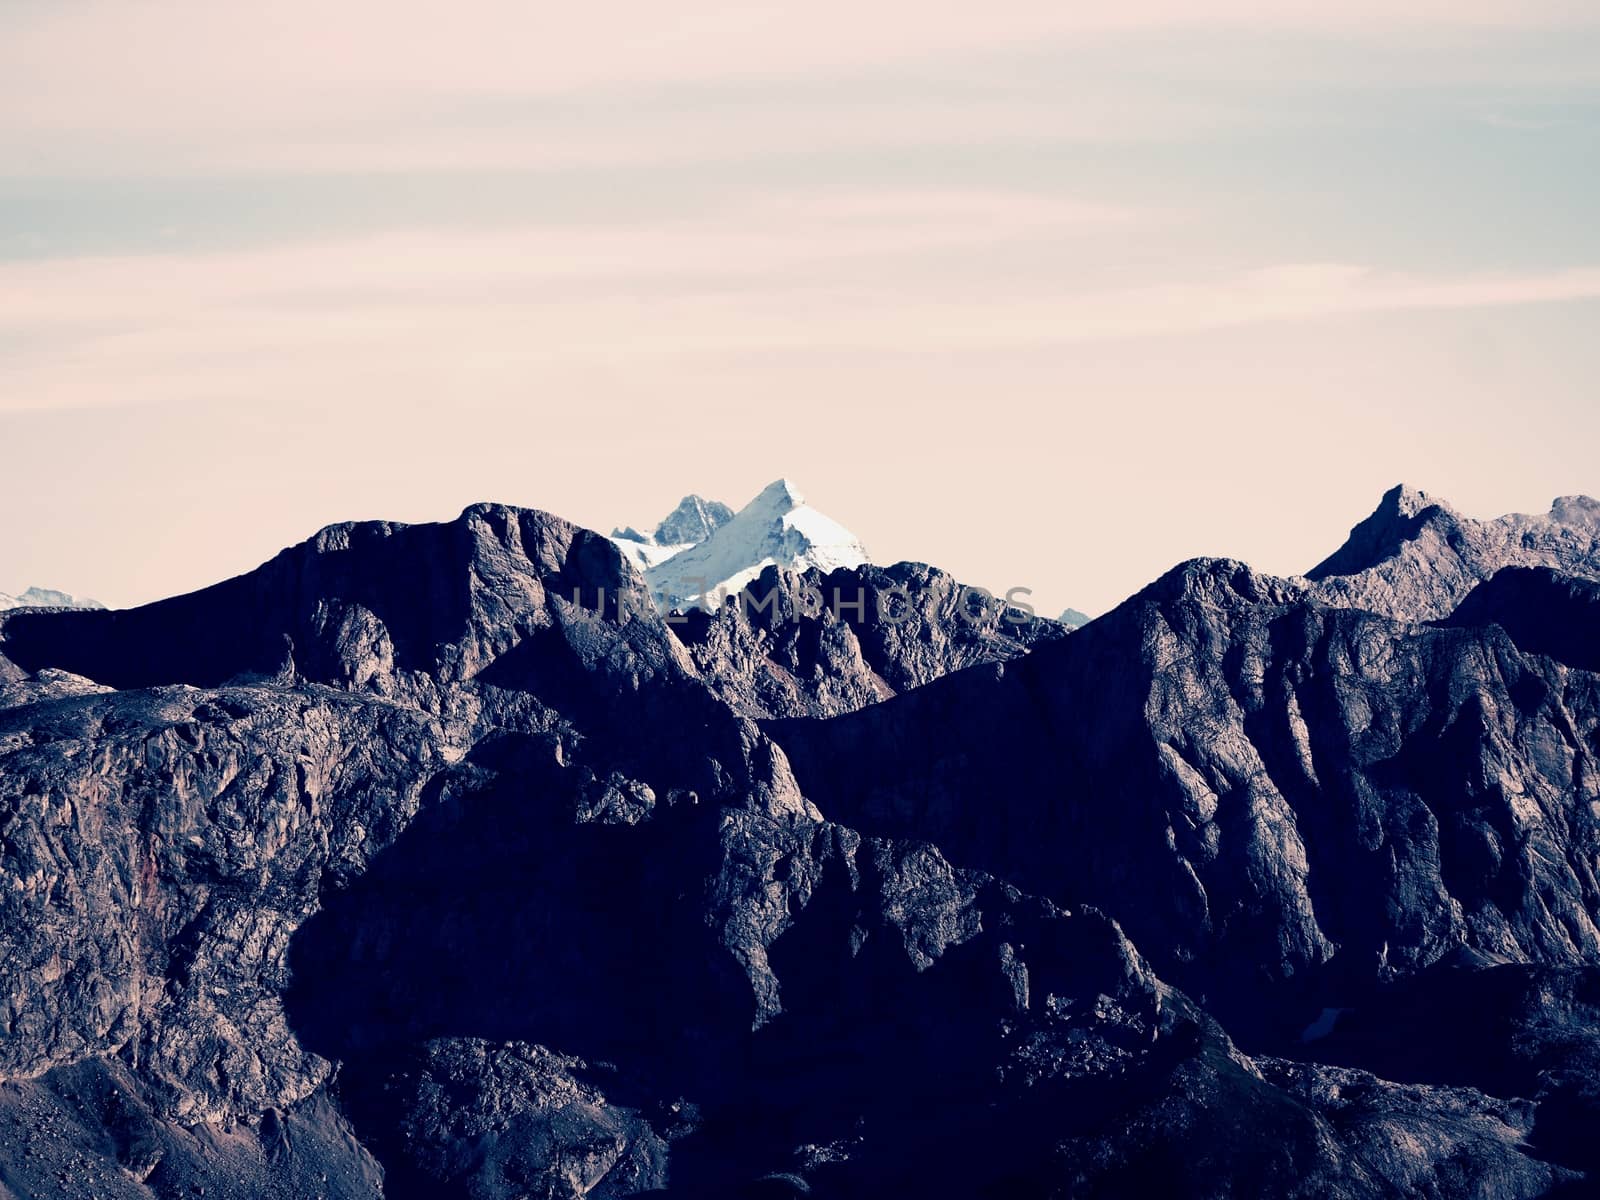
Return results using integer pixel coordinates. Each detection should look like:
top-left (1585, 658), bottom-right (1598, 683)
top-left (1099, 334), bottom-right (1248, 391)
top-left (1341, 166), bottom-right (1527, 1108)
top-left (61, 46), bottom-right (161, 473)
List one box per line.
top-left (610, 493), bottom-right (736, 572)
top-left (0, 586), bottom-right (104, 612)
top-left (751, 478), bottom-right (804, 508)
top-left (641, 480), bottom-right (868, 607)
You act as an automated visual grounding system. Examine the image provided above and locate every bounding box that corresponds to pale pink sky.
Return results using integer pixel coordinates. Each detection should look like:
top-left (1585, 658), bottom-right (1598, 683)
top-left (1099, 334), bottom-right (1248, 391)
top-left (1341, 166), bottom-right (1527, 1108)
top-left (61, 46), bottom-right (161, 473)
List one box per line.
top-left (1, 1), bottom-right (1597, 614)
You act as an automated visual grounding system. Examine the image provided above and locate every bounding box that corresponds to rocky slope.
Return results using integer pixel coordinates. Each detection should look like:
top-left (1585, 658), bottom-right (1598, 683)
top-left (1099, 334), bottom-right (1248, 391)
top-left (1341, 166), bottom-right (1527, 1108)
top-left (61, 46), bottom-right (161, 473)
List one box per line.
top-left (670, 560), bottom-right (1065, 718)
top-left (768, 554), bottom-right (1600, 1041)
top-left (0, 491), bottom-right (1597, 1197)
top-left (1305, 484), bottom-right (1600, 621)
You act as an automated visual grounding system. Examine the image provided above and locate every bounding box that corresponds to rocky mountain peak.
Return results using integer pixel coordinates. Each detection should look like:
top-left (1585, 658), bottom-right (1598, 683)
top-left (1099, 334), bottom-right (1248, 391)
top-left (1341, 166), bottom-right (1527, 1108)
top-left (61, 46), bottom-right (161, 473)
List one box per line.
top-left (610, 494), bottom-right (736, 573)
top-left (0, 502), bottom-right (674, 699)
top-left (672, 559), bottom-right (1067, 718)
top-left (1302, 484), bottom-right (1600, 622)
top-left (645, 480), bottom-right (868, 608)
top-left (1305, 483), bottom-right (1458, 582)
top-left (614, 479), bottom-right (1100, 632)
top-left (652, 494), bottom-right (735, 547)
top-left (1550, 493), bottom-right (1600, 526)
top-left (1131, 556), bottom-right (1306, 612)
top-left (750, 477), bottom-right (804, 509)
top-left (1385, 482), bottom-right (1452, 520)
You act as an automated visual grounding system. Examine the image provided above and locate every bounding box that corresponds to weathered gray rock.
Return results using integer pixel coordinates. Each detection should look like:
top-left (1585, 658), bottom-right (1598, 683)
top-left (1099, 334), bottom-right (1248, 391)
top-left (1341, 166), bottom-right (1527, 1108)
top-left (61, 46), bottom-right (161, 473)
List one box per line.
top-left (672, 561), bottom-right (1065, 718)
top-left (0, 496), bottom-right (1596, 1197)
top-left (770, 555), bottom-right (1600, 1038)
top-left (1058, 607), bottom-right (1092, 629)
top-left (368, 1039), bottom-right (671, 1199)
top-left (0, 683), bottom-right (460, 1123)
top-left (0, 1057), bottom-right (383, 1200)
top-left (1287, 957), bottom-right (1600, 1178)
top-left (652, 495), bottom-right (735, 548)
top-left (1305, 484), bottom-right (1600, 621)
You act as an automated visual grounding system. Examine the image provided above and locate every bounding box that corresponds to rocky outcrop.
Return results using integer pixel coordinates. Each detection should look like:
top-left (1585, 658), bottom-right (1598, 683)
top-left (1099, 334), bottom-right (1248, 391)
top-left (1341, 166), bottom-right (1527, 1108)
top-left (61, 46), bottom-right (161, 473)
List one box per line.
top-left (0, 685), bottom-right (443, 1124)
top-left (0, 1058), bottom-right (383, 1200)
top-left (652, 495), bottom-right (735, 548)
top-left (1305, 484), bottom-right (1600, 621)
top-left (670, 561), bottom-right (1065, 718)
top-left (353, 1039), bottom-right (672, 1199)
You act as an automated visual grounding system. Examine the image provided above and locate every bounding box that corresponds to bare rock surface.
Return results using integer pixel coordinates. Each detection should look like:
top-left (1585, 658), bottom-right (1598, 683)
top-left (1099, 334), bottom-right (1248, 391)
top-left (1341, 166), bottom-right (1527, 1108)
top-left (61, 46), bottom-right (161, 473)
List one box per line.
top-left (0, 495), bottom-right (1596, 1196)
top-left (1305, 484), bottom-right (1600, 621)
top-left (671, 561), bottom-right (1065, 718)
top-left (769, 553), bottom-right (1600, 1041)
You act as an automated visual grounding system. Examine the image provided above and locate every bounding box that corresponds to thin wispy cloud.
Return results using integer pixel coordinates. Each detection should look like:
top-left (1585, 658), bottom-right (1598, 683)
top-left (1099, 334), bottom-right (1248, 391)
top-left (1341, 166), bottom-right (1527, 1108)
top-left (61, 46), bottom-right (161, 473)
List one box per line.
top-left (1, 0), bottom-right (1596, 615)
top-left (2, 1), bottom-right (1595, 174)
top-left (4, 202), bottom-right (1597, 414)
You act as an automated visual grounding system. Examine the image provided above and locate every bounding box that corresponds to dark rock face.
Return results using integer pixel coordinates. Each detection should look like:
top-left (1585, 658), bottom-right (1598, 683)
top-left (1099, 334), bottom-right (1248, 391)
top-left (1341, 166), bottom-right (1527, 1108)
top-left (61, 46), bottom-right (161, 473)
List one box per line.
top-left (1, 493), bottom-right (1598, 1197)
top-left (1444, 567), bottom-right (1600, 674)
top-left (1293, 959), bottom-right (1600, 1178)
top-left (769, 556), bottom-right (1600, 1037)
top-left (670, 561), bottom-right (1065, 718)
top-left (0, 504), bottom-right (674, 700)
top-left (1306, 484), bottom-right (1600, 621)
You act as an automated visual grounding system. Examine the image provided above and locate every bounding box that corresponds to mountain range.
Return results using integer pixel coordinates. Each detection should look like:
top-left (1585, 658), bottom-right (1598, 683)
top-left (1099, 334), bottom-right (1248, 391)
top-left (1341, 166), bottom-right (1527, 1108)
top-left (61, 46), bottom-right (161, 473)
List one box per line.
top-left (0, 586), bottom-right (102, 612)
top-left (1, 484), bottom-right (1599, 1198)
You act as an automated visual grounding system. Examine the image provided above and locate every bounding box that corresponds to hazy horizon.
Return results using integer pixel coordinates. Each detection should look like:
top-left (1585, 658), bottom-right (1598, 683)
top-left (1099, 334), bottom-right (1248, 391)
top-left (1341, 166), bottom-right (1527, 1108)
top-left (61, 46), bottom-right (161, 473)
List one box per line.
top-left (3, 469), bottom-right (1594, 620)
top-left (3, 2), bottom-right (1597, 616)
